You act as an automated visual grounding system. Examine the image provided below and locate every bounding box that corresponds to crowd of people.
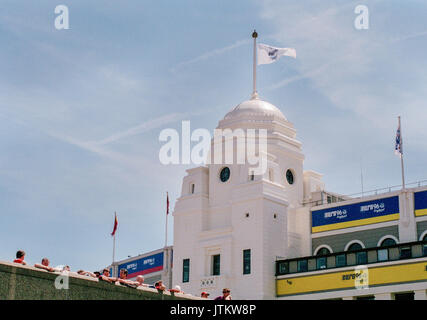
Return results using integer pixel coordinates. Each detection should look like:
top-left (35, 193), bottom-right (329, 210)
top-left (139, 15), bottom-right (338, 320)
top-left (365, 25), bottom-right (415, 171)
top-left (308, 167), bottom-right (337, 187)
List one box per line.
top-left (11, 250), bottom-right (232, 300)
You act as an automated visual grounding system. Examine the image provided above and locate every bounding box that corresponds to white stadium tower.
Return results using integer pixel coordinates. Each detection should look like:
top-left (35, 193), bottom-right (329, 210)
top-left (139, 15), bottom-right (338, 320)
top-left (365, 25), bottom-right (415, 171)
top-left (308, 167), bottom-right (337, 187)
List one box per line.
top-left (112, 33), bottom-right (427, 300)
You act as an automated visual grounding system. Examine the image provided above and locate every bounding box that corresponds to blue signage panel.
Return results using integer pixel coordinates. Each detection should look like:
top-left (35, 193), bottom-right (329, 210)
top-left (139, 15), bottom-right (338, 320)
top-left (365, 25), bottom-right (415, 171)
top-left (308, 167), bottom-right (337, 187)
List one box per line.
top-left (312, 196), bottom-right (400, 232)
top-left (414, 190), bottom-right (427, 217)
top-left (118, 252), bottom-right (164, 278)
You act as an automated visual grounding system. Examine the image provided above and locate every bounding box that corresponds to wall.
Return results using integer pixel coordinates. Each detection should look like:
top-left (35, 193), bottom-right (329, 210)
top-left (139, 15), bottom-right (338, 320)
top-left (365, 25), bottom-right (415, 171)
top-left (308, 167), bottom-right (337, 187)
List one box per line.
top-left (0, 261), bottom-right (198, 300)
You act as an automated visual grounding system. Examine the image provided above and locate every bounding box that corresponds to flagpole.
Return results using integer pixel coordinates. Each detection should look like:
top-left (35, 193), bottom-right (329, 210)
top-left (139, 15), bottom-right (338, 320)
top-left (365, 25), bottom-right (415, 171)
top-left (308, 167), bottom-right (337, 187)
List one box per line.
top-left (165, 192), bottom-right (168, 248)
top-left (252, 30), bottom-right (258, 99)
top-left (112, 211), bottom-right (116, 265)
top-left (113, 234), bottom-right (116, 264)
top-left (398, 116), bottom-right (406, 190)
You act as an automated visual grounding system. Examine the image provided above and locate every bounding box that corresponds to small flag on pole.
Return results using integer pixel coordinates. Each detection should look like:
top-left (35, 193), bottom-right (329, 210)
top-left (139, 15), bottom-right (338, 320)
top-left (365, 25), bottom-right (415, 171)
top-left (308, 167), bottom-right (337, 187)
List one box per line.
top-left (257, 43), bottom-right (296, 65)
top-left (166, 192), bottom-right (169, 215)
top-left (395, 121), bottom-right (402, 158)
top-left (111, 212), bottom-right (118, 236)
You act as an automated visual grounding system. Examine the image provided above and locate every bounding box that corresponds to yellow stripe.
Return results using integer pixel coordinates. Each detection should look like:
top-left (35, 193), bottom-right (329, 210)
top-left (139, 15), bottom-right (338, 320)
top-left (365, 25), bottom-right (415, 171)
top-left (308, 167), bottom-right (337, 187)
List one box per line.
top-left (311, 213), bottom-right (400, 233)
top-left (415, 208), bottom-right (427, 217)
top-left (277, 260), bottom-right (427, 297)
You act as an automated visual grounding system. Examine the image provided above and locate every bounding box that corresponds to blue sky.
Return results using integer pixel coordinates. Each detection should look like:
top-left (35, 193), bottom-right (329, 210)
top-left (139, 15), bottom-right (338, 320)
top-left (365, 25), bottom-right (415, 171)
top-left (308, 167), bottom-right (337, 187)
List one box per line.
top-left (1, 0), bottom-right (426, 272)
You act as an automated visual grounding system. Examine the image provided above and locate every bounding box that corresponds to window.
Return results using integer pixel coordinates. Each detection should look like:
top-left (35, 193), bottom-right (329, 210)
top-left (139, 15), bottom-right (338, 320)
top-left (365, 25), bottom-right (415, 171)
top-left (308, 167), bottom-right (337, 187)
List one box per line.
top-left (336, 254), bottom-right (346, 267)
top-left (269, 169), bottom-right (273, 182)
top-left (285, 169), bottom-right (294, 185)
top-left (243, 249), bottom-right (251, 275)
top-left (212, 254), bottom-right (220, 276)
top-left (356, 295), bottom-right (375, 300)
top-left (423, 235), bottom-right (427, 256)
top-left (315, 247), bottom-right (330, 270)
top-left (278, 262), bottom-right (289, 275)
top-left (356, 251), bottom-right (367, 265)
top-left (316, 247), bottom-right (331, 256)
top-left (191, 183), bottom-right (195, 194)
top-left (297, 259), bottom-right (308, 272)
top-left (347, 242), bottom-right (363, 252)
top-left (394, 292), bottom-right (414, 300)
top-left (378, 248), bottom-right (388, 261)
top-left (316, 257), bottom-right (327, 269)
top-left (380, 238), bottom-right (397, 247)
top-left (220, 167), bottom-right (230, 182)
top-left (182, 259), bottom-right (190, 283)
top-left (250, 173), bottom-right (255, 181)
top-left (399, 246), bottom-right (411, 259)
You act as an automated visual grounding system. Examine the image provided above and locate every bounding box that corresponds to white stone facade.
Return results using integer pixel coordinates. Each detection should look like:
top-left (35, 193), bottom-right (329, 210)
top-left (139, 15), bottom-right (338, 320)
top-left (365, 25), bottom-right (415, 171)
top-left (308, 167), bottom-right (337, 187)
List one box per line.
top-left (172, 96), bottom-right (323, 299)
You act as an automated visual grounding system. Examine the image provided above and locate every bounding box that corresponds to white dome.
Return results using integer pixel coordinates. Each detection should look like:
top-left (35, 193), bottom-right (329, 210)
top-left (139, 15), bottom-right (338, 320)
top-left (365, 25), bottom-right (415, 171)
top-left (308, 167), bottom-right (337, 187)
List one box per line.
top-left (223, 97), bottom-right (286, 121)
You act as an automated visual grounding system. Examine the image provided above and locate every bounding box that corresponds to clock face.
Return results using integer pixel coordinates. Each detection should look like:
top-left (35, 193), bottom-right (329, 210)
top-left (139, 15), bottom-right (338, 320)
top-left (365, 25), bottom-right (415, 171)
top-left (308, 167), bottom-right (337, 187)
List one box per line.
top-left (220, 167), bottom-right (230, 182)
top-left (286, 169), bottom-right (294, 185)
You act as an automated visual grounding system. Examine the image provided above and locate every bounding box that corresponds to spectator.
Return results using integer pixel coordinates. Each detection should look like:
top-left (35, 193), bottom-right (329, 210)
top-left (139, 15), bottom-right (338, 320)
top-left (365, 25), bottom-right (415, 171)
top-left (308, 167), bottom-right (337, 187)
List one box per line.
top-left (13, 250), bottom-right (27, 265)
top-left (62, 265), bottom-right (71, 272)
top-left (98, 268), bottom-right (116, 283)
top-left (77, 270), bottom-right (97, 278)
top-left (34, 258), bottom-right (55, 272)
top-left (201, 291), bottom-right (210, 299)
top-left (169, 285), bottom-right (183, 294)
top-left (214, 288), bottom-right (232, 300)
top-left (135, 275), bottom-right (148, 287)
top-left (116, 269), bottom-right (137, 287)
top-left (94, 271), bottom-right (101, 278)
top-left (154, 280), bottom-right (166, 291)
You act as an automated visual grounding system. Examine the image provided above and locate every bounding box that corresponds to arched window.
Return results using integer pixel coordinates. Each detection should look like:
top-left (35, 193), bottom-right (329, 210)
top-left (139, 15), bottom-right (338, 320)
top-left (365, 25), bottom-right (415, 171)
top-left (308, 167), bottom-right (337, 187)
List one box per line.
top-left (378, 237), bottom-right (397, 262)
top-left (347, 242), bottom-right (366, 265)
top-left (316, 247), bottom-right (331, 256)
top-left (380, 238), bottom-right (397, 247)
top-left (347, 242), bottom-right (363, 252)
top-left (315, 247), bottom-right (330, 270)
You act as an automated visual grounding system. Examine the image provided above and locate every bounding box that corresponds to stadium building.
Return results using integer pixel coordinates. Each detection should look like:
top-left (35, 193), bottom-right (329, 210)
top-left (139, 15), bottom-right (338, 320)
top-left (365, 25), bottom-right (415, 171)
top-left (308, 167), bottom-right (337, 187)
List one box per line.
top-left (111, 93), bottom-right (426, 300)
top-left (170, 91), bottom-right (427, 300)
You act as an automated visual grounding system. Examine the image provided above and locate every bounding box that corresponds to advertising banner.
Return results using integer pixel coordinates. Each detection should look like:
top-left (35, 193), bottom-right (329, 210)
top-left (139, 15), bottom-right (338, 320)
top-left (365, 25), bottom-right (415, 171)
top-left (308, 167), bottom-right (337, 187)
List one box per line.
top-left (118, 252), bottom-right (164, 278)
top-left (414, 190), bottom-right (427, 217)
top-left (311, 196), bottom-right (399, 233)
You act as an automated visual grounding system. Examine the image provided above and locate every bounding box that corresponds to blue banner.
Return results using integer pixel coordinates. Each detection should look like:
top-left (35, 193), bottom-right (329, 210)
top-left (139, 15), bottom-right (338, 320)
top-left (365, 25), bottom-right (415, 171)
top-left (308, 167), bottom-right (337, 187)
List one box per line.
top-left (118, 252), bottom-right (164, 278)
top-left (414, 190), bottom-right (427, 216)
top-left (312, 196), bottom-right (400, 232)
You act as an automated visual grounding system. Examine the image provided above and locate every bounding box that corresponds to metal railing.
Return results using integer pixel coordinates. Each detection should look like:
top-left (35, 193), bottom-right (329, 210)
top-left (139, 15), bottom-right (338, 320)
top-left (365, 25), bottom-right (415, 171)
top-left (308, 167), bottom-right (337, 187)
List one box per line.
top-left (303, 179), bottom-right (427, 207)
top-left (275, 240), bottom-right (427, 277)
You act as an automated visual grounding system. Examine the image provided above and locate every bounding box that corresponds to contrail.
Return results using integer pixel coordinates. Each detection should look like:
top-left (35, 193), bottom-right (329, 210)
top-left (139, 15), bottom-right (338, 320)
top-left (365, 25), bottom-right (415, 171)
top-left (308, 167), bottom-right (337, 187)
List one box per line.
top-left (171, 39), bottom-right (251, 72)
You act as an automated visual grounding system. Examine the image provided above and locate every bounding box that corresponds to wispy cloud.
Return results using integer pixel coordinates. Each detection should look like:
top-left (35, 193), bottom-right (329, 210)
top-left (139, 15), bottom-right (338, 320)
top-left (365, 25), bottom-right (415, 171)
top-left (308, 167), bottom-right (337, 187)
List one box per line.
top-left (265, 61), bottom-right (332, 91)
top-left (390, 29), bottom-right (427, 43)
top-left (171, 39), bottom-right (251, 72)
top-left (88, 112), bottom-right (189, 146)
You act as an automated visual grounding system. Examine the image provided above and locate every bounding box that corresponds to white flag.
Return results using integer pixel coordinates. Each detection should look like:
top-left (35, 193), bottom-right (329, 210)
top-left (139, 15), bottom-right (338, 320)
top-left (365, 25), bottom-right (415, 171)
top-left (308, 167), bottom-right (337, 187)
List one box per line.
top-left (395, 122), bottom-right (402, 158)
top-left (257, 43), bottom-right (296, 65)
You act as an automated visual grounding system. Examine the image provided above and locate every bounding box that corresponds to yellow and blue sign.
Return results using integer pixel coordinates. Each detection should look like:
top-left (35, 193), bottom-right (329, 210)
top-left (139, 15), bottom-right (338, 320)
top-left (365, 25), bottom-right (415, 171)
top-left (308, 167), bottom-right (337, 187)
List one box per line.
top-left (277, 260), bottom-right (427, 297)
top-left (311, 196), bottom-right (400, 233)
top-left (415, 190), bottom-right (427, 217)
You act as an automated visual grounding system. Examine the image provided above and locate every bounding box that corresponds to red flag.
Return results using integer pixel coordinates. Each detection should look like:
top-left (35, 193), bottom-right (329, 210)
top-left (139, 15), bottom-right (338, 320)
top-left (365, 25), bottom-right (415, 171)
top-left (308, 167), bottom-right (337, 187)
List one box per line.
top-left (166, 192), bottom-right (169, 215)
top-left (111, 212), bottom-right (118, 236)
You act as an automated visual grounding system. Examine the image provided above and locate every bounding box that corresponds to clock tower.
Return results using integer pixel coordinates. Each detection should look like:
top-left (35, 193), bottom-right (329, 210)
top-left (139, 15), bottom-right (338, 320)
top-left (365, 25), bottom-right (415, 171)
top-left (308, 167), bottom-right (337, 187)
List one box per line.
top-left (172, 93), bottom-right (307, 299)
